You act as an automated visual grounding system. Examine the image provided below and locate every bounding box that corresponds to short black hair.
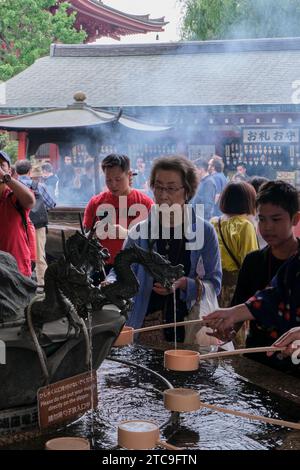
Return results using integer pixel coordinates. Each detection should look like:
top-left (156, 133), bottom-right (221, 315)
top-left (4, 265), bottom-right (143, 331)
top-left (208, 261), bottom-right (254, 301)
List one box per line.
top-left (256, 180), bottom-right (299, 218)
top-left (219, 181), bottom-right (256, 215)
top-left (194, 158), bottom-right (208, 171)
top-left (101, 154), bottom-right (130, 173)
top-left (15, 159), bottom-right (32, 175)
top-left (41, 163), bottom-right (53, 173)
top-left (249, 176), bottom-right (269, 194)
top-left (210, 155), bottom-right (224, 172)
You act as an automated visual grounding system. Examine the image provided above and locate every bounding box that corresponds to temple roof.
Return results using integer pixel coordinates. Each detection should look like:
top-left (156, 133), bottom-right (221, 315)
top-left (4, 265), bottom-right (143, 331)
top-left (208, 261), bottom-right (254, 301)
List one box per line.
top-left (2, 38), bottom-right (300, 109)
top-left (69, 0), bottom-right (168, 41)
top-left (0, 92), bottom-right (171, 131)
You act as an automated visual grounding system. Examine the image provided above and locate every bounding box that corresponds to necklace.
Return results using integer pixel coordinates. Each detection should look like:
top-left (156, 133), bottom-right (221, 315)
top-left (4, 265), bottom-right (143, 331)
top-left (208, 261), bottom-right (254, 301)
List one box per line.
top-left (162, 227), bottom-right (175, 259)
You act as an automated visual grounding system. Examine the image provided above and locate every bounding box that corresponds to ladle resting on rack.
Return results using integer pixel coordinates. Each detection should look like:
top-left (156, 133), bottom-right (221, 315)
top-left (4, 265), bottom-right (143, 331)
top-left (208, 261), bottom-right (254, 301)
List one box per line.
top-left (163, 388), bottom-right (300, 430)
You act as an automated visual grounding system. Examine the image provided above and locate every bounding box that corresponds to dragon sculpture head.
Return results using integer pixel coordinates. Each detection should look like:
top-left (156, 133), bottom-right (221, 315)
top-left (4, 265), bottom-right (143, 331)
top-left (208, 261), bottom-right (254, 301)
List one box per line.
top-left (65, 231), bottom-right (109, 274)
top-left (121, 244), bottom-right (185, 289)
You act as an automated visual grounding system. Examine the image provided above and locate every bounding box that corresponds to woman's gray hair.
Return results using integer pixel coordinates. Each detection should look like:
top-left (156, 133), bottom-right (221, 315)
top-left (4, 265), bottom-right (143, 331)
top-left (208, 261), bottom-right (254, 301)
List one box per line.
top-left (150, 155), bottom-right (199, 201)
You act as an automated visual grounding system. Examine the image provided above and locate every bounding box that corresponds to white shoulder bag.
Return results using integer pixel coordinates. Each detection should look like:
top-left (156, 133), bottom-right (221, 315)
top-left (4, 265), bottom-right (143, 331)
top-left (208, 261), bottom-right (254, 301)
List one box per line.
top-left (184, 277), bottom-right (221, 347)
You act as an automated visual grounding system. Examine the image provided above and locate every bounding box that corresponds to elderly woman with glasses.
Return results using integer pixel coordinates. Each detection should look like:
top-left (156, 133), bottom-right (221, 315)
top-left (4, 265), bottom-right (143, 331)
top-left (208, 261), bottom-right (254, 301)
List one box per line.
top-left (106, 155), bottom-right (222, 345)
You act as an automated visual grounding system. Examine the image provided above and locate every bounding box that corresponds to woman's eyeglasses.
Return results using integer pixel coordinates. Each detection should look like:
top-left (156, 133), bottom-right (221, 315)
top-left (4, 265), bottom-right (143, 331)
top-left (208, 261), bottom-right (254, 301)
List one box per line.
top-left (153, 184), bottom-right (184, 195)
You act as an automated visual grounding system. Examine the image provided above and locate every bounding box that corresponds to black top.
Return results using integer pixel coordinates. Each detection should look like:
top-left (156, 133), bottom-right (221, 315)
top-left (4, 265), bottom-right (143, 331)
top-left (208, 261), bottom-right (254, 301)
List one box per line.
top-left (232, 241), bottom-right (300, 371)
top-left (232, 246), bottom-right (286, 306)
top-left (146, 226), bottom-right (191, 342)
top-left (74, 174), bottom-right (95, 203)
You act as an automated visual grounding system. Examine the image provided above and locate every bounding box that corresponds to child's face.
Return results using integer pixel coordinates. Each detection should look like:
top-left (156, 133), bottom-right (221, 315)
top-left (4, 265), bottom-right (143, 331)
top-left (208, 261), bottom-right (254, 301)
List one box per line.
top-left (257, 203), bottom-right (299, 247)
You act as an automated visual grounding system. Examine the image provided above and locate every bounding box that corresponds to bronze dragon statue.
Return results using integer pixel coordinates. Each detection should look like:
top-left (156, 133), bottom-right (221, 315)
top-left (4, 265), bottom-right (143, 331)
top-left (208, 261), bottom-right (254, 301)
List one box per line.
top-left (0, 232), bottom-right (184, 413)
top-left (101, 244), bottom-right (184, 309)
top-left (26, 231), bottom-right (184, 330)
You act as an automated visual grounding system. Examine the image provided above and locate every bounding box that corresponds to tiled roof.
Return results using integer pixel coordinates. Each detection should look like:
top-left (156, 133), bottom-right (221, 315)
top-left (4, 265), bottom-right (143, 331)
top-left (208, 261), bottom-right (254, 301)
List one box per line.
top-left (88, 0), bottom-right (167, 28)
top-left (68, 1), bottom-right (167, 41)
top-left (2, 38), bottom-right (300, 109)
top-left (0, 98), bottom-right (171, 131)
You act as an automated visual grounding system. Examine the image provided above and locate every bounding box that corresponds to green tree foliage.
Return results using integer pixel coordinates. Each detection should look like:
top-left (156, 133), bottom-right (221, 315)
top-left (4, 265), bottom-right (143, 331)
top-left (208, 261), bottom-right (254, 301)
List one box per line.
top-left (0, 132), bottom-right (8, 149)
top-left (0, 132), bottom-right (18, 162)
top-left (180, 0), bottom-right (300, 40)
top-left (0, 0), bottom-right (86, 81)
top-left (3, 140), bottom-right (18, 163)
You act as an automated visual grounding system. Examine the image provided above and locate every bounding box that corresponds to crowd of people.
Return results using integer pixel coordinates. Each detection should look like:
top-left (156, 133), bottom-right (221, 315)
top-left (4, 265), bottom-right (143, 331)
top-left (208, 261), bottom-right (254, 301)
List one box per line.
top-left (0, 149), bottom-right (299, 375)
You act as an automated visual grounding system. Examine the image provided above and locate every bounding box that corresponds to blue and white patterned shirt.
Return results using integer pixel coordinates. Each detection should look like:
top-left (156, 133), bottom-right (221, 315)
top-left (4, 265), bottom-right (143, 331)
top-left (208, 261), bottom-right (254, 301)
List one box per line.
top-left (18, 175), bottom-right (56, 210)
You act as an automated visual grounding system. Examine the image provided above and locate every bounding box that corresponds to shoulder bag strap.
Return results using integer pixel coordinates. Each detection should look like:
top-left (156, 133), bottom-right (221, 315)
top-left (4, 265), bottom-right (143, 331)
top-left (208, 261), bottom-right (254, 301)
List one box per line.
top-left (30, 180), bottom-right (38, 191)
top-left (218, 217), bottom-right (241, 270)
top-left (195, 276), bottom-right (203, 303)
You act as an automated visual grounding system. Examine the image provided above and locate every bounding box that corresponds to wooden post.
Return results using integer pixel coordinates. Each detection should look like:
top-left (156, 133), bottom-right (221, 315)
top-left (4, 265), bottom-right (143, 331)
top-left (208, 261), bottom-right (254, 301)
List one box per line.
top-left (94, 154), bottom-right (100, 194)
top-left (18, 132), bottom-right (28, 159)
top-left (49, 143), bottom-right (59, 170)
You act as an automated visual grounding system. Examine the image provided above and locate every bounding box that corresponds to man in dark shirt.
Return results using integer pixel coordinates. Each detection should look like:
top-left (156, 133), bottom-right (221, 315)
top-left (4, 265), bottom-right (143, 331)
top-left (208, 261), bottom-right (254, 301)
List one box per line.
top-left (73, 158), bottom-right (95, 203)
top-left (41, 163), bottom-right (59, 201)
top-left (231, 164), bottom-right (250, 182)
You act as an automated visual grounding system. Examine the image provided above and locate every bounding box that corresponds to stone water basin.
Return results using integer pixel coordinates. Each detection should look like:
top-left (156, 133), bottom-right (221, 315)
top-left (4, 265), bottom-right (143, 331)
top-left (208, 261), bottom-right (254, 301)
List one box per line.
top-left (5, 345), bottom-right (300, 450)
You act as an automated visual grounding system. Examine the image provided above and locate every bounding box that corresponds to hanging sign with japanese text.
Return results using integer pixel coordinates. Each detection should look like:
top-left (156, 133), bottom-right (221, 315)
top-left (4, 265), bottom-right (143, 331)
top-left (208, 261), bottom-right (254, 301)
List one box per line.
top-left (243, 128), bottom-right (299, 143)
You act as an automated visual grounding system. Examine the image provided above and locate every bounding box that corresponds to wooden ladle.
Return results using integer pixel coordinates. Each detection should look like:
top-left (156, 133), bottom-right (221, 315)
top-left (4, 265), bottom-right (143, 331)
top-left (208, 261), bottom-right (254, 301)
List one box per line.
top-left (45, 437), bottom-right (90, 450)
top-left (199, 401), bottom-right (300, 430)
top-left (198, 346), bottom-right (285, 361)
top-left (117, 420), bottom-right (183, 450)
top-left (163, 388), bottom-right (300, 430)
top-left (113, 319), bottom-right (207, 347)
top-left (114, 321), bottom-right (287, 363)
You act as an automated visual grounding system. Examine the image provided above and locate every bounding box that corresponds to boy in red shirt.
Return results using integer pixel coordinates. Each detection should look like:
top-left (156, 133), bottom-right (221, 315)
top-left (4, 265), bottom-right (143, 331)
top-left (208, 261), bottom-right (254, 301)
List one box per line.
top-left (84, 154), bottom-right (153, 273)
top-left (0, 151), bottom-right (35, 277)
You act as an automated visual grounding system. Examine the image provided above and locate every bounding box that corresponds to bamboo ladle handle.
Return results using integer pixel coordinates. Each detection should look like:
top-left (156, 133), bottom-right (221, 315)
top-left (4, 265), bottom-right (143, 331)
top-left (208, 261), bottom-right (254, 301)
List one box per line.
top-left (157, 440), bottom-right (184, 450)
top-left (199, 402), bottom-right (300, 430)
top-left (134, 318), bottom-right (206, 334)
top-left (198, 346), bottom-right (285, 360)
top-left (131, 325), bottom-right (287, 360)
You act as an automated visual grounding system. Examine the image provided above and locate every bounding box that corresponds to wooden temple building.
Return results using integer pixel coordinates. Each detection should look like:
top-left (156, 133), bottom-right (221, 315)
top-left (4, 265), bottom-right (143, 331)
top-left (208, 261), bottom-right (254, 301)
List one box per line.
top-left (53, 0), bottom-right (168, 43)
top-left (1, 37), bottom-right (300, 188)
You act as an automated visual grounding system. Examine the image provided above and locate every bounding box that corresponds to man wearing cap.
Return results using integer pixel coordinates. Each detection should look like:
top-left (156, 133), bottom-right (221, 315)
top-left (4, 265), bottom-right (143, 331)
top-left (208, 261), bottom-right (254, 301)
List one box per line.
top-left (0, 151), bottom-right (35, 277)
top-left (15, 160), bottom-right (56, 287)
